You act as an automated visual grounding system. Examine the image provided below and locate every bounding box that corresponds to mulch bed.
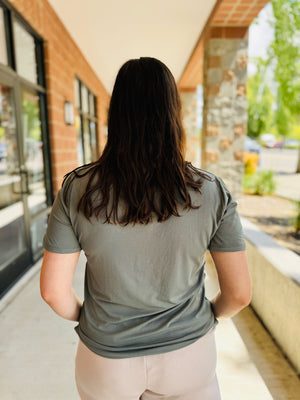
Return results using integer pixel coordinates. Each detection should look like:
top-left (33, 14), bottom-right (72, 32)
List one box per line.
top-left (237, 194), bottom-right (300, 256)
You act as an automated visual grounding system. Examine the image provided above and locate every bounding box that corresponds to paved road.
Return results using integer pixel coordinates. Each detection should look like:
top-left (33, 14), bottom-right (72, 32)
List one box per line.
top-left (259, 148), bottom-right (298, 173)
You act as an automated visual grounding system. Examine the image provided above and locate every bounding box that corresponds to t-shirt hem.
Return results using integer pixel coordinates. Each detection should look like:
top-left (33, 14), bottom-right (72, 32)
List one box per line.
top-left (74, 319), bottom-right (217, 359)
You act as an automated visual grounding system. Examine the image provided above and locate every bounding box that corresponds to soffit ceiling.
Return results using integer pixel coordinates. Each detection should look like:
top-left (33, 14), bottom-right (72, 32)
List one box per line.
top-left (48, 0), bottom-right (217, 94)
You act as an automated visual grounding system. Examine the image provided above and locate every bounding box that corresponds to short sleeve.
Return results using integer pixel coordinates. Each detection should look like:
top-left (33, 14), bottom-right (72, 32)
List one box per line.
top-left (208, 179), bottom-right (246, 252)
top-left (43, 188), bottom-right (81, 254)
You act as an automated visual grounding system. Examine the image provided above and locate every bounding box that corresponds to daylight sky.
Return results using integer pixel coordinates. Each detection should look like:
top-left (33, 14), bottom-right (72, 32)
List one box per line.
top-left (197, 2), bottom-right (275, 128)
top-left (248, 2), bottom-right (274, 76)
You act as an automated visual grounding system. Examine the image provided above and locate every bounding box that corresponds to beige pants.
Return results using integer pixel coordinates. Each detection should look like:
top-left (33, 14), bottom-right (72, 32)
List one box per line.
top-left (75, 328), bottom-right (221, 400)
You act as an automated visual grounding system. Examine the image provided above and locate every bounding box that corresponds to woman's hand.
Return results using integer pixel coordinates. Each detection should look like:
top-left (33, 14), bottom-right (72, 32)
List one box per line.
top-left (209, 250), bottom-right (251, 319)
top-left (40, 250), bottom-right (82, 321)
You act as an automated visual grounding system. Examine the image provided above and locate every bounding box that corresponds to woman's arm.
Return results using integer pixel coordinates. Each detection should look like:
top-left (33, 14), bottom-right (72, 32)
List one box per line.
top-left (40, 250), bottom-right (82, 321)
top-left (209, 250), bottom-right (251, 319)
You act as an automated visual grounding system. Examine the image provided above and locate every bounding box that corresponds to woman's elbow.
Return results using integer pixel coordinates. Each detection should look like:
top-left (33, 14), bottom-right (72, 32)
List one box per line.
top-left (234, 288), bottom-right (252, 309)
top-left (40, 281), bottom-right (60, 305)
top-left (40, 285), bottom-right (54, 304)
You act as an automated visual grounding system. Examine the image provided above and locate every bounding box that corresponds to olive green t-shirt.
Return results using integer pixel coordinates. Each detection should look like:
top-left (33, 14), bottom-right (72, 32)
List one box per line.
top-left (43, 169), bottom-right (245, 358)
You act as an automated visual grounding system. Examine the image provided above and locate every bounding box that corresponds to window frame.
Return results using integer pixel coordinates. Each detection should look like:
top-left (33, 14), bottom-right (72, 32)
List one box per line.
top-left (74, 76), bottom-right (98, 165)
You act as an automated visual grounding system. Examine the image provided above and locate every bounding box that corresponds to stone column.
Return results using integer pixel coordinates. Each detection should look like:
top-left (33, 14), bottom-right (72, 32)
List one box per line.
top-left (180, 89), bottom-right (200, 168)
top-left (202, 28), bottom-right (248, 198)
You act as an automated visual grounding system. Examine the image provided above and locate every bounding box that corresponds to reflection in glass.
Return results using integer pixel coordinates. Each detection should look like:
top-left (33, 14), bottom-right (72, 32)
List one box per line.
top-left (76, 115), bottom-right (84, 165)
top-left (90, 121), bottom-right (98, 161)
top-left (0, 212), bottom-right (27, 266)
top-left (0, 83), bottom-right (26, 266)
top-left (75, 78), bottom-right (98, 166)
top-left (21, 88), bottom-right (46, 216)
top-left (13, 20), bottom-right (37, 83)
top-left (31, 214), bottom-right (48, 255)
top-left (89, 93), bottom-right (95, 116)
top-left (0, 8), bottom-right (8, 65)
top-left (83, 117), bottom-right (92, 163)
top-left (81, 84), bottom-right (89, 114)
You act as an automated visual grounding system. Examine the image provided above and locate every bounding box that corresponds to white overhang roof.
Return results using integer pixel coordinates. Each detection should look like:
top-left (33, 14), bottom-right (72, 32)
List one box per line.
top-left (48, 0), bottom-right (217, 93)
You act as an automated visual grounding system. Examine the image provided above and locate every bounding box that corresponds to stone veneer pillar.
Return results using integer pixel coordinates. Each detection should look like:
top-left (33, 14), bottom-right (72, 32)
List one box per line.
top-left (180, 89), bottom-right (200, 168)
top-left (202, 28), bottom-right (248, 198)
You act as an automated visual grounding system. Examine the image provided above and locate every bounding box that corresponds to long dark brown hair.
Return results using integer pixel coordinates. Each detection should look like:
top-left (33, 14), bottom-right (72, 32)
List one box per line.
top-left (64, 57), bottom-right (210, 225)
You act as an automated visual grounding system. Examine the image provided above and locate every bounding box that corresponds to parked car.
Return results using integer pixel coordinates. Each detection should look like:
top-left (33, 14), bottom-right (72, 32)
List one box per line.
top-left (260, 133), bottom-right (277, 148)
top-left (274, 140), bottom-right (284, 149)
top-left (283, 139), bottom-right (300, 149)
top-left (244, 136), bottom-right (261, 154)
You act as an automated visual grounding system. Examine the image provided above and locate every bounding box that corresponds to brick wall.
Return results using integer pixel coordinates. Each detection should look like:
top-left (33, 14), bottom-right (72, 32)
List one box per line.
top-left (9, 0), bottom-right (110, 193)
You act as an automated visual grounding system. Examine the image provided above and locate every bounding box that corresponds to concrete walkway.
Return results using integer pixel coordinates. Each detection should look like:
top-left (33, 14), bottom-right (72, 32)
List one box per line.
top-left (0, 254), bottom-right (299, 400)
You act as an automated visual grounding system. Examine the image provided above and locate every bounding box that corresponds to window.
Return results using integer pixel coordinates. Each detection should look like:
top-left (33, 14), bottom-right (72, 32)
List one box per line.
top-left (13, 19), bottom-right (37, 83)
top-left (74, 78), bottom-right (98, 165)
top-left (0, 7), bottom-right (8, 65)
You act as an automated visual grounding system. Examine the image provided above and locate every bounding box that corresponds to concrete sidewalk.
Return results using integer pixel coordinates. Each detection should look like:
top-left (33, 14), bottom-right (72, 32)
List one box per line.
top-left (0, 254), bottom-right (299, 400)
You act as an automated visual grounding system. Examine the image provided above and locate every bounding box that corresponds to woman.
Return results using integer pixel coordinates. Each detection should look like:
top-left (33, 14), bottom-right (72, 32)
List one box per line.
top-left (40, 57), bottom-right (251, 400)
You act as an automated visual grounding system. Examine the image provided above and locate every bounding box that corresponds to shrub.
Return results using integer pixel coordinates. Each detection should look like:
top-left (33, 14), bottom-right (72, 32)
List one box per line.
top-left (243, 171), bottom-right (276, 195)
top-left (292, 201), bottom-right (300, 234)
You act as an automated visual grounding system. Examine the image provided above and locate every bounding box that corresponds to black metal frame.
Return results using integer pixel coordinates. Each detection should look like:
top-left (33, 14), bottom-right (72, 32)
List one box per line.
top-left (75, 76), bottom-right (99, 164)
top-left (1, 1), bottom-right (52, 201)
top-left (0, 0), bottom-right (52, 296)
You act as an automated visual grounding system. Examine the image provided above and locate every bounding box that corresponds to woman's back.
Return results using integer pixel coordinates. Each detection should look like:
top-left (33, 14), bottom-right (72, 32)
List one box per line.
top-left (41, 57), bottom-right (250, 399)
top-left (43, 167), bottom-right (245, 358)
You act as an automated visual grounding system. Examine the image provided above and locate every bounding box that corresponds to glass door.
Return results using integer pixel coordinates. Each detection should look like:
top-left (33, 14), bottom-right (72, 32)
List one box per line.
top-left (0, 79), bottom-right (32, 295)
top-left (21, 87), bottom-right (49, 257)
top-left (0, 4), bottom-right (51, 297)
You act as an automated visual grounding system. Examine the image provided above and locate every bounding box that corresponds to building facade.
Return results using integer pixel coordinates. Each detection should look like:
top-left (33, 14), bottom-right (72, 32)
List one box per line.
top-left (0, 0), bottom-right (109, 296)
top-left (0, 0), bottom-right (269, 297)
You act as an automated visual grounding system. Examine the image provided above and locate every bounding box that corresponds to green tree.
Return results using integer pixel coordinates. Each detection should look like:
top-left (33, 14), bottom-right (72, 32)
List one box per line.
top-left (268, 0), bottom-right (300, 170)
top-left (269, 0), bottom-right (300, 117)
top-left (247, 59), bottom-right (274, 138)
top-left (275, 90), bottom-right (292, 136)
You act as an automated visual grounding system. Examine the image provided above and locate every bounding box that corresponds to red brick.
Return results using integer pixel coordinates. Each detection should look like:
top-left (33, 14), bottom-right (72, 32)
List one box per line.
top-left (231, 13), bottom-right (245, 19)
top-left (236, 55), bottom-right (248, 69)
top-left (234, 150), bottom-right (244, 161)
top-left (234, 124), bottom-right (247, 136)
top-left (218, 4), bottom-right (234, 11)
top-left (210, 27), bottom-right (248, 39)
top-left (224, 27), bottom-right (249, 39)
top-left (212, 19), bottom-right (226, 24)
top-left (236, 84), bottom-right (247, 97)
top-left (223, 70), bottom-right (235, 82)
top-left (240, 19), bottom-right (253, 25)
top-left (205, 151), bottom-right (220, 163)
top-left (220, 137), bottom-right (233, 150)
top-left (208, 56), bottom-right (222, 68)
top-left (236, 5), bottom-right (251, 12)
top-left (216, 12), bottom-right (231, 19)
top-left (206, 84), bottom-right (221, 97)
top-left (206, 125), bottom-right (220, 137)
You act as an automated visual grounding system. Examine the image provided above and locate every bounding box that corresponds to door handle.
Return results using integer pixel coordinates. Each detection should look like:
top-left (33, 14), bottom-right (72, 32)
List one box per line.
top-left (12, 169), bottom-right (30, 195)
